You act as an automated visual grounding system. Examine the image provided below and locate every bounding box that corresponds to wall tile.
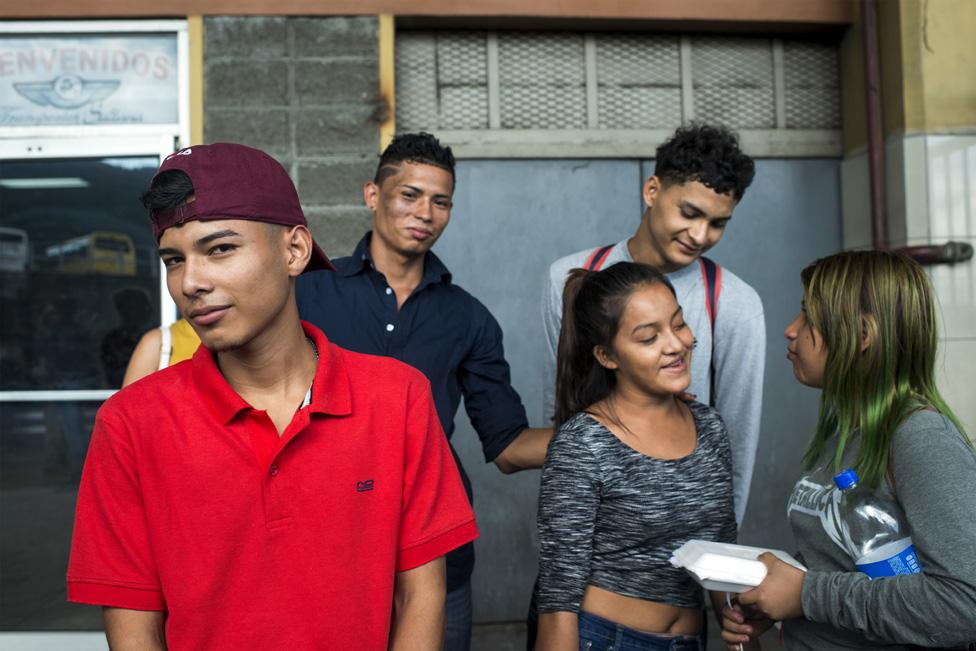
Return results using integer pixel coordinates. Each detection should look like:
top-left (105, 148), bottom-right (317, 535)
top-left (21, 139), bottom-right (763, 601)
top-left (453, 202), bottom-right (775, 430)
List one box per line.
top-left (936, 337), bottom-right (976, 441)
top-left (305, 207), bottom-right (374, 258)
top-left (298, 159), bottom-right (376, 206)
top-left (928, 237), bottom-right (976, 339)
top-left (295, 106), bottom-right (378, 157)
top-left (294, 60), bottom-right (378, 106)
top-left (900, 134), bottom-right (930, 242)
top-left (204, 17), bottom-right (288, 59)
top-left (204, 109), bottom-right (291, 158)
top-left (927, 135), bottom-right (976, 239)
top-left (205, 60), bottom-right (290, 108)
top-left (291, 17), bottom-right (378, 58)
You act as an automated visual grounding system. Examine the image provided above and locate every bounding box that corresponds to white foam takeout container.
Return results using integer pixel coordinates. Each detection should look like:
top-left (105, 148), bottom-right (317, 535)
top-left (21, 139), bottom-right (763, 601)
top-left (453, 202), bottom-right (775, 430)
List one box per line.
top-left (670, 540), bottom-right (807, 593)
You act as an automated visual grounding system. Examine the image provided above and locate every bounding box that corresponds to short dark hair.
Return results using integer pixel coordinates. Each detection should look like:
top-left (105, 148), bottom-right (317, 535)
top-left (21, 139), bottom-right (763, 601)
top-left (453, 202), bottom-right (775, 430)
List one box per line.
top-left (141, 169), bottom-right (194, 222)
top-left (374, 132), bottom-right (456, 188)
top-left (654, 124), bottom-right (755, 202)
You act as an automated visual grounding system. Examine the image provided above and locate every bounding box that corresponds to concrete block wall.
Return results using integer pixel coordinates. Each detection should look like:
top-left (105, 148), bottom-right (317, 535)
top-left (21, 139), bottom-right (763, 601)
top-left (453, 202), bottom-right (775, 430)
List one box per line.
top-left (203, 16), bottom-right (381, 257)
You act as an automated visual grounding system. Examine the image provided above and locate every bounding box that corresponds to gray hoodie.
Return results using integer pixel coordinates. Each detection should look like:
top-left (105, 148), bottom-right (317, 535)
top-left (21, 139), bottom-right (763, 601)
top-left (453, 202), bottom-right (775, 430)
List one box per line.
top-left (785, 410), bottom-right (976, 650)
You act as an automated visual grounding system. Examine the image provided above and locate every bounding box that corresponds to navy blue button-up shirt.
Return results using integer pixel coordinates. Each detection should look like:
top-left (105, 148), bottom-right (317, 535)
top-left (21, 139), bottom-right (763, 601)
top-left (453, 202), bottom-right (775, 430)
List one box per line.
top-left (296, 232), bottom-right (529, 589)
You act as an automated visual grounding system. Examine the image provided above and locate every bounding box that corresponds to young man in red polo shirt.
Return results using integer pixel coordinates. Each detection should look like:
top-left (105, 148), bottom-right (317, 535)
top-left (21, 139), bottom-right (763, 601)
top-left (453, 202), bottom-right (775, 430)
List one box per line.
top-left (67, 143), bottom-right (478, 650)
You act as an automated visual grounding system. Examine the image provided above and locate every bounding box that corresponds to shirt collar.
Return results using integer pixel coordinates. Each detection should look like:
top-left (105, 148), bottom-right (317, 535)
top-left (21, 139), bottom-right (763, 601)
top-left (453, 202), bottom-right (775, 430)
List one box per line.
top-left (346, 231), bottom-right (452, 286)
top-left (343, 233), bottom-right (374, 277)
top-left (192, 321), bottom-right (353, 425)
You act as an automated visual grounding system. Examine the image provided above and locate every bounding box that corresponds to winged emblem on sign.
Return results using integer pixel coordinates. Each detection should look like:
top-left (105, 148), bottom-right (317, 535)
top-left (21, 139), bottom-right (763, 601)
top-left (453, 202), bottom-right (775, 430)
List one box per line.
top-left (13, 74), bottom-right (121, 109)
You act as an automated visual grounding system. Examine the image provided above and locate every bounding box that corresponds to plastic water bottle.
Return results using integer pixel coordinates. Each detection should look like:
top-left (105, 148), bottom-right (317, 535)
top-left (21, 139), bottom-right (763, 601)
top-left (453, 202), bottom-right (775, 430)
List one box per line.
top-left (833, 468), bottom-right (923, 578)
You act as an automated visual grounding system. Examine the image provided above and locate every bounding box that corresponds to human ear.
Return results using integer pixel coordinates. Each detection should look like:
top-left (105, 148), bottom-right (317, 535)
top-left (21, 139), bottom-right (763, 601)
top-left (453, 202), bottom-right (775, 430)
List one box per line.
top-left (284, 225), bottom-right (313, 277)
top-left (860, 315), bottom-right (876, 353)
top-left (642, 176), bottom-right (661, 209)
top-left (593, 345), bottom-right (618, 370)
top-left (363, 181), bottom-right (379, 213)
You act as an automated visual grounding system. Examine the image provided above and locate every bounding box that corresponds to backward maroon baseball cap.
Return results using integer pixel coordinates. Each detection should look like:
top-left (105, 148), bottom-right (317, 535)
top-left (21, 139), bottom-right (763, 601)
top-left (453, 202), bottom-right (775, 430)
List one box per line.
top-left (149, 143), bottom-right (334, 272)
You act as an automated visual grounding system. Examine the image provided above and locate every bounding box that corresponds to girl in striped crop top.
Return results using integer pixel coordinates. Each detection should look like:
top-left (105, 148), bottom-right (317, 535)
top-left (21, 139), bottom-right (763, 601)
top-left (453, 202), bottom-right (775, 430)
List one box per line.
top-left (536, 261), bottom-right (736, 651)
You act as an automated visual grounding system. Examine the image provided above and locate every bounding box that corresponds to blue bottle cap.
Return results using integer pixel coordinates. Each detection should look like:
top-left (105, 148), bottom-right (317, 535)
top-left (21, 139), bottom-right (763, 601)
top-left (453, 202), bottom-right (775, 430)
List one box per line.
top-left (834, 468), bottom-right (859, 490)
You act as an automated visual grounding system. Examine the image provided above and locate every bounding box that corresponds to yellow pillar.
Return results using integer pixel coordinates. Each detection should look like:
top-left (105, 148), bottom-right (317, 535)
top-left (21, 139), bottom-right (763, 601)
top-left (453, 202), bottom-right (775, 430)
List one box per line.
top-left (378, 14), bottom-right (395, 152)
top-left (188, 16), bottom-right (205, 146)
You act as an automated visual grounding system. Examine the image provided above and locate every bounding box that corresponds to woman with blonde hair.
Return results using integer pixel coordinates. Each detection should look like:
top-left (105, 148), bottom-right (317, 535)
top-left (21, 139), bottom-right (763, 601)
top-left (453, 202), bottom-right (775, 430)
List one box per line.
top-left (722, 250), bottom-right (976, 650)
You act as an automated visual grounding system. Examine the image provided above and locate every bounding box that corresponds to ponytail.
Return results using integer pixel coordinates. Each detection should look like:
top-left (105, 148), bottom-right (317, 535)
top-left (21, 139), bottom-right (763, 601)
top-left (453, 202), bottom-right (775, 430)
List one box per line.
top-left (555, 268), bottom-right (601, 426)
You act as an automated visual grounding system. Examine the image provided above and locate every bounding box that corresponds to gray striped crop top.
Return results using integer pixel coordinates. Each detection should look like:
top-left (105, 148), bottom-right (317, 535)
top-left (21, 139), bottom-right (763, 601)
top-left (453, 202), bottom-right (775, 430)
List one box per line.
top-left (536, 400), bottom-right (737, 612)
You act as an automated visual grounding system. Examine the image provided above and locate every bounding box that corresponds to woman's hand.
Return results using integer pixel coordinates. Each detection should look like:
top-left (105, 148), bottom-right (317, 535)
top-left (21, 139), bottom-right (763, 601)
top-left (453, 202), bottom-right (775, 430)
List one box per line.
top-left (737, 553), bottom-right (805, 621)
top-left (721, 600), bottom-right (773, 651)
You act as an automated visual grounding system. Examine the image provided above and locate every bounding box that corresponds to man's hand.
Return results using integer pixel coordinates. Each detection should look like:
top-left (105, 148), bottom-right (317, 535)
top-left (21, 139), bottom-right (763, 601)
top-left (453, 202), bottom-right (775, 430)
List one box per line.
top-left (389, 557), bottom-right (447, 651)
top-left (721, 600), bottom-right (774, 651)
top-left (493, 427), bottom-right (553, 474)
top-left (737, 553), bottom-right (805, 622)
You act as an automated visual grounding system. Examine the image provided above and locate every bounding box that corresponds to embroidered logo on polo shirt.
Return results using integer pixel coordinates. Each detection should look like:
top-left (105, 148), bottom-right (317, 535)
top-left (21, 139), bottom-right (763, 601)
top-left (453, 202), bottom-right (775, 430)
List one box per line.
top-left (356, 480), bottom-right (375, 493)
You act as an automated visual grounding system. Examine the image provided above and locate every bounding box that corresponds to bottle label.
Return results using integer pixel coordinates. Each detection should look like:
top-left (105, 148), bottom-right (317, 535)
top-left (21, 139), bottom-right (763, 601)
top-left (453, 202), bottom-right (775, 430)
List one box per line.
top-left (856, 544), bottom-right (923, 578)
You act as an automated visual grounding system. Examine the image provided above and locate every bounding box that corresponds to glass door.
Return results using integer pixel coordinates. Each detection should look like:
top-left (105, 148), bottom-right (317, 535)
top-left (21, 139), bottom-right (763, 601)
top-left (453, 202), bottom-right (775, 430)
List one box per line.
top-left (0, 136), bottom-right (173, 641)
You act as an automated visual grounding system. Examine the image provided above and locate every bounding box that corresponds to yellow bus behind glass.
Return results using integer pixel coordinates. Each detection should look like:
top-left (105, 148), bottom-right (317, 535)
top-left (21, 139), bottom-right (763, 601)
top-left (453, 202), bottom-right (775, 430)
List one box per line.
top-left (44, 231), bottom-right (136, 277)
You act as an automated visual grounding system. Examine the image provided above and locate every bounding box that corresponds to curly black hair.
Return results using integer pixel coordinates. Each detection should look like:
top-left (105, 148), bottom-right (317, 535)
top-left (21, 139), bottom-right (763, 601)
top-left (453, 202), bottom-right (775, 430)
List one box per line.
top-left (374, 132), bottom-right (456, 188)
top-left (654, 124), bottom-right (755, 202)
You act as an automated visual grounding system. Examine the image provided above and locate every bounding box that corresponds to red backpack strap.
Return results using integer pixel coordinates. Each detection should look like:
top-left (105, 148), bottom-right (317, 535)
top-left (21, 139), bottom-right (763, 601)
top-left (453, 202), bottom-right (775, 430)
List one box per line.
top-left (699, 256), bottom-right (722, 336)
top-left (584, 244), bottom-right (615, 271)
top-left (699, 256), bottom-right (722, 408)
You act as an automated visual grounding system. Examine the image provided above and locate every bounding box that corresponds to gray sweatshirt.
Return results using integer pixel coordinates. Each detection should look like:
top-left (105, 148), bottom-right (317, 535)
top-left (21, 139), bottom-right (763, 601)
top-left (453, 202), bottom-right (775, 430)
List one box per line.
top-left (542, 240), bottom-right (765, 524)
top-left (785, 410), bottom-right (976, 650)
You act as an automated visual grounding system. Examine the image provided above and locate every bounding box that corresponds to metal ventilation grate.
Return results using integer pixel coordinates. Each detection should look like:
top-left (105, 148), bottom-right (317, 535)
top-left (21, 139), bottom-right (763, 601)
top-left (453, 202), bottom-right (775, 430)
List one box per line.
top-left (394, 29), bottom-right (841, 155)
top-left (783, 41), bottom-right (840, 129)
top-left (497, 32), bottom-right (586, 129)
top-left (596, 34), bottom-right (682, 128)
top-left (395, 32), bottom-right (437, 131)
top-left (437, 33), bottom-right (489, 129)
top-left (692, 37), bottom-right (776, 128)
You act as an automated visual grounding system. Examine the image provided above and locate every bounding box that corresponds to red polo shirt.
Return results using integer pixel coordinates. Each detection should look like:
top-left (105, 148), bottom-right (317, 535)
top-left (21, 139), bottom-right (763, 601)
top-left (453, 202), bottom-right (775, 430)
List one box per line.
top-left (67, 322), bottom-right (478, 650)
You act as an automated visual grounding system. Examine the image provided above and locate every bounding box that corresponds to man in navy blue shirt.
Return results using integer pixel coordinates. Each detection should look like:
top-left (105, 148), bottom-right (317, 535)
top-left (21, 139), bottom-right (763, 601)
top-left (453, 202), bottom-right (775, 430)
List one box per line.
top-left (296, 132), bottom-right (552, 650)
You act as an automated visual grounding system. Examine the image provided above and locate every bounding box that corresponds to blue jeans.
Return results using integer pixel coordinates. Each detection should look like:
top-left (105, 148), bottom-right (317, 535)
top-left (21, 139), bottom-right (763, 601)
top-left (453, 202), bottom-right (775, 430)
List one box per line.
top-left (444, 580), bottom-right (472, 651)
top-left (578, 611), bottom-right (705, 651)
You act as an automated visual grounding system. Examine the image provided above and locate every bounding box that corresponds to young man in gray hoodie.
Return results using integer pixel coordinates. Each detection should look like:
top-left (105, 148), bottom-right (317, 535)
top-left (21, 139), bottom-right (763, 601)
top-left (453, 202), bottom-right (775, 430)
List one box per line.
top-left (542, 124), bottom-right (764, 525)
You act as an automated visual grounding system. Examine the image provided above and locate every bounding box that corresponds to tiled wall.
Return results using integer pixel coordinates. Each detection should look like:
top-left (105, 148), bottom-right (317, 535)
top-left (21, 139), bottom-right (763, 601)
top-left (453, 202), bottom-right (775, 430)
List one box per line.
top-left (841, 135), bottom-right (976, 438)
top-left (927, 136), bottom-right (976, 437)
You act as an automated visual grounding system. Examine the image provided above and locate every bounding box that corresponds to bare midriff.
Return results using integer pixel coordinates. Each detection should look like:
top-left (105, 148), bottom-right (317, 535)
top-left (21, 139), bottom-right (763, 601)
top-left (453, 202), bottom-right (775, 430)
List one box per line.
top-left (580, 585), bottom-right (702, 635)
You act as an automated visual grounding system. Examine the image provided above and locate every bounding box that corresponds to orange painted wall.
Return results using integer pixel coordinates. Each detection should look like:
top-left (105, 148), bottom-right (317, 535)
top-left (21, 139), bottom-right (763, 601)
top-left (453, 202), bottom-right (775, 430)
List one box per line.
top-left (1, 0), bottom-right (853, 24)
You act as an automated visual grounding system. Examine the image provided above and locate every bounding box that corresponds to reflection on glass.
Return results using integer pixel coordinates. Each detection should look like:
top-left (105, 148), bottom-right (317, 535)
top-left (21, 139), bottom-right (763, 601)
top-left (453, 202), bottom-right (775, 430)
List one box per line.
top-left (0, 401), bottom-right (103, 629)
top-left (1, 155), bottom-right (161, 630)
top-left (0, 156), bottom-right (160, 390)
